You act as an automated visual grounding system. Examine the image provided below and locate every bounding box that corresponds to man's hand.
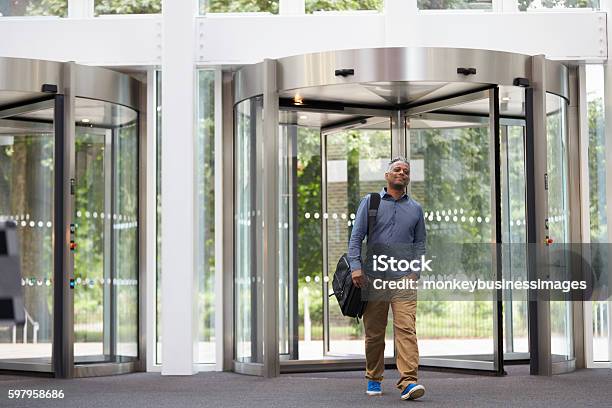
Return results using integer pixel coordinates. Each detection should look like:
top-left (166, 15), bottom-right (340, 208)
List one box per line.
top-left (352, 269), bottom-right (367, 288)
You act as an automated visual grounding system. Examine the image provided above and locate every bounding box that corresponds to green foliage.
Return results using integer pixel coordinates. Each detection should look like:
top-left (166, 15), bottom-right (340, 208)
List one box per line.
top-left (95, 0), bottom-right (161, 15)
top-left (205, 0), bottom-right (279, 13)
top-left (306, 0), bottom-right (382, 13)
top-left (23, 0), bottom-right (67, 17)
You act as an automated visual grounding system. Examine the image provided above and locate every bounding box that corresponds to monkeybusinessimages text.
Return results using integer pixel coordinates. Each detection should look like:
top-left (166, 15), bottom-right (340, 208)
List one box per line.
top-left (370, 254), bottom-right (587, 293)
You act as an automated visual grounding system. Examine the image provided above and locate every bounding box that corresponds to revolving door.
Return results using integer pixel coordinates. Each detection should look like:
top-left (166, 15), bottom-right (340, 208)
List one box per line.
top-left (0, 58), bottom-right (144, 377)
top-left (229, 48), bottom-right (574, 377)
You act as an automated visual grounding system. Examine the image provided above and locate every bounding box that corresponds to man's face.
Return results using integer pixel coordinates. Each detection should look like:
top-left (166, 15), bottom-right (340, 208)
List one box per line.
top-left (385, 162), bottom-right (410, 189)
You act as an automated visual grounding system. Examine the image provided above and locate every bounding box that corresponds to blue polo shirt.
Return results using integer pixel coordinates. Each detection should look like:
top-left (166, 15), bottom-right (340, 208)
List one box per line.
top-left (347, 188), bottom-right (426, 277)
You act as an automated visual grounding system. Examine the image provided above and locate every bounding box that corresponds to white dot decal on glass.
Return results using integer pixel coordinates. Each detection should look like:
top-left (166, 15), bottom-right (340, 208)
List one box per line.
top-left (29, 221), bottom-right (35, 227)
top-left (314, 213), bottom-right (320, 219)
top-left (460, 208), bottom-right (464, 214)
top-left (461, 216), bottom-right (466, 223)
top-left (305, 212), bottom-right (311, 219)
top-left (37, 280), bottom-right (43, 286)
top-left (323, 276), bottom-right (329, 283)
top-left (284, 222), bottom-right (288, 229)
top-left (436, 216), bottom-right (441, 222)
top-left (93, 212), bottom-right (98, 218)
top-left (25, 214), bottom-right (30, 220)
top-left (21, 221), bottom-right (26, 227)
top-left (76, 277), bottom-right (82, 284)
top-left (314, 276), bottom-right (320, 283)
top-left (85, 211), bottom-right (90, 218)
top-left (46, 279), bottom-right (51, 286)
top-left (453, 216), bottom-right (458, 222)
top-left (341, 213), bottom-right (347, 220)
top-left (469, 217), bottom-right (475, 223)
top-left (305, 276), bottom-right (311, 283)
top-left (37, 221), bottom-right (43, 227)
top-left (444, 216), bottom-right (450, 222)
top-left (477, 217), bottom-right (482, 223)
top-left (100, 212), bottom-right (105, 219)
top-left (347, 221), bottom-right (352, 227)
top-left (77, 210), bottom-right (82, 218)
top-left (331, 213), bottom-right (337, 219)
top-left (113, 214), bottom-right (117, 220)
top-left (436, 211), bottom-right (440, 217)
top-left (485, 217), bottom-right (490, 223)
top-left (454, 209), bottom-right (458, 215)
top-left (350, 213), bottom-right (355, 220)
top-left (323, 213), bottom-right (328, 219)
top-left (441, 210), bottom-right (446, 216)
top-left (428, 214), bottom-right (434, 221)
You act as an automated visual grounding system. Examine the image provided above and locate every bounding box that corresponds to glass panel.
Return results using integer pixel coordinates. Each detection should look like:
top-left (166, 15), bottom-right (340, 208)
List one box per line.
top-left (196, 70), bottom-right (216, 364)
top-left (325, 126), bottom-right (393, 357)
top-left (73, 97), bottom-right (139, 363)
top-left (95, 0), bottom-right (161, 15)
top-left (113, 106), bottom-right (139, 359)
top-left (202, 0), bottom-right (279, 14)
top-left (306, 0), bottom-right (383, 13)
top-left (235, 97), bottom-right (264, 364)
top-left (586, 64), bottom-right (609, 362)
top-left (0, 0), bottom-right (67, 17)
top-left (418, 0), bottom-right (492, 10)
top-left (546, 93), bottom-right (573, 361)
top-left (502, 125), bottom-right (529, 355)
top-left (408, 114), bottom-right (496, 363)
top-left (0, 104), bottom-right (55, 367)
top-left (295, 126), bottom-right (325, 360)
top-left (155, 71), bottom-right (162, 365)
top-left (519, 0), bottom-right (599, 11)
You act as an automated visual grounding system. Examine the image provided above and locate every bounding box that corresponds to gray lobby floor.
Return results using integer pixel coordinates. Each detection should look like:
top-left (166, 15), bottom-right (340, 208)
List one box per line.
top-left (0, 365), bottom-right (611, 408)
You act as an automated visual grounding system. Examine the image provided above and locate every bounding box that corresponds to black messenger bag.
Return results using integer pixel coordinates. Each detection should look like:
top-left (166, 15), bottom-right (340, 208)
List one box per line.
top-left (331, 193), bottom-right (380, 319)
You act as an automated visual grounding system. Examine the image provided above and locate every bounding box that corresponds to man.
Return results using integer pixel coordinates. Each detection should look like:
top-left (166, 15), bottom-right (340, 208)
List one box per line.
top-left (348, 157), bottom-right (426, 401)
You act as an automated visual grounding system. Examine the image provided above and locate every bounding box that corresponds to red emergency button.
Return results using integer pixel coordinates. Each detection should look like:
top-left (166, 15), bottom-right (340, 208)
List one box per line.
top-left (70, 241), bottom-right (77, 250)
top-left (545, 238), bottom-right (553, 245)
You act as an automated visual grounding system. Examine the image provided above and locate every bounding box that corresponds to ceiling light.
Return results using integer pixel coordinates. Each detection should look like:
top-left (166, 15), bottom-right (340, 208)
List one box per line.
top-left (501, 97), bottom-right (511, 102)
top-left (293, 95), bottom-right (303, 105)
top-left (299, 115), bottom-right (308, 120)
top-left (81, 118), bottom-right (90, 123)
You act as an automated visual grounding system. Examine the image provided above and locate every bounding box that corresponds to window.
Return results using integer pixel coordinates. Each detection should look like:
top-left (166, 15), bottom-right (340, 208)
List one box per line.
top-left (418, 0), bottom-right (492, 10)
top-left (0, 0), bottom-right (67, 17)
top-left (306, 0), bottom-right (382, 13)
top-left (95, 0), bottom-right (161, 15)
top-left (201, 0), bottom-right (279, 14)
top-left (519, 0), bottom-right (599, 11)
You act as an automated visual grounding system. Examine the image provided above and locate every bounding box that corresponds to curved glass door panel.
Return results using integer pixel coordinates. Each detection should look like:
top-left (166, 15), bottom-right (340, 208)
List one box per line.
top-left (545, 94), bottom-right (573, 363)
top-left (73, 97), bottom-right (139, 364)
top-left (234, 97), bottom-right (264, 365)
top-left (0, 100), bottom-right (55, 370)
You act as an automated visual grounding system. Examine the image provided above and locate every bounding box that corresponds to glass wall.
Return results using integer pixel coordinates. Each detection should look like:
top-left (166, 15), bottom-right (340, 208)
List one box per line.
top-left (586, 64), bottom-right (609, 363)
top-left (196, 70), bottom-right (216, 364)
top-left (0, 103), bottom-right (55, 367)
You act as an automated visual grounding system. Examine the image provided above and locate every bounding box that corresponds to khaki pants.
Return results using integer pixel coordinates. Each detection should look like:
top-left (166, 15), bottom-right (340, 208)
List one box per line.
top-left (363, 297), bottom-right (418, 391)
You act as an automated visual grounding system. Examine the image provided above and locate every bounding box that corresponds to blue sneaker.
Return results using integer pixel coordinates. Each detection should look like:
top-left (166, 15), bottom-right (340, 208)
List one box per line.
top-left (366, 380), bottom-right (382, 396)
top-left (400, 383), bottom-right (425, 400)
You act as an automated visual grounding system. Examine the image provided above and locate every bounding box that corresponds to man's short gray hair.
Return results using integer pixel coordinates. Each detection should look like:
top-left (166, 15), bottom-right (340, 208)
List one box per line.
top-left (387, 157), bottom-right (410, 172)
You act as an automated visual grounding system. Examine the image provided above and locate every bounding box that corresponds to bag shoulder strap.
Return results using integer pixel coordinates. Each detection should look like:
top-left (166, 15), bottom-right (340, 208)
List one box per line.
top-left (367, 192), bottom-right (381, 237)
